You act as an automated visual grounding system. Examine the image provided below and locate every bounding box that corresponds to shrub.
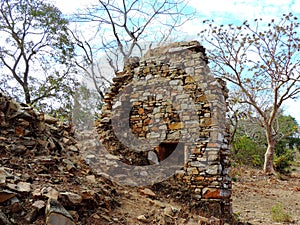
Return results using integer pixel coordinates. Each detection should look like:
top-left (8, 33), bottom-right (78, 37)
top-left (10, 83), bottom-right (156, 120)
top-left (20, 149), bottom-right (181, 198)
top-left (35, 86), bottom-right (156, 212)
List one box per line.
top-left (274, 149), bottom-right (296, 174)
top-left (231, 135), bottom-right (265, 167)
top-left (271, 203), bottom-right (292, 222)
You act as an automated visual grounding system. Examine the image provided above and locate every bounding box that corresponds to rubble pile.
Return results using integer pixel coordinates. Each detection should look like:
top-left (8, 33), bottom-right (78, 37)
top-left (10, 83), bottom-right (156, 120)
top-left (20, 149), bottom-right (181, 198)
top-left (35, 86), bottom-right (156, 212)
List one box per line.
top-left (0, 92), bottom-right (119, 225)
top-left (0, 41), bottom-right (234, 224)
top-left (0, 91), bottom-right (231, 225)
top-left (75, 130), bottom-right (228, 224)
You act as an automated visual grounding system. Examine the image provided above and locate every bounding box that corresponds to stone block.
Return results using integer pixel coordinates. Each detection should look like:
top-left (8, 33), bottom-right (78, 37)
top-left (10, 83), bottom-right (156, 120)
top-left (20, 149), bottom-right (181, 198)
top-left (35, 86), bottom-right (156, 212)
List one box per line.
top-left (206, 165), bottom-right (220, 175)
top-left (186, 167), bottom-right (199, 175)
top-left (46, 199), bottom-right (75, 225)
top-left (190, 161), bottom-right (207, 168)
top-left (168, 122), bottom-right (184, 130)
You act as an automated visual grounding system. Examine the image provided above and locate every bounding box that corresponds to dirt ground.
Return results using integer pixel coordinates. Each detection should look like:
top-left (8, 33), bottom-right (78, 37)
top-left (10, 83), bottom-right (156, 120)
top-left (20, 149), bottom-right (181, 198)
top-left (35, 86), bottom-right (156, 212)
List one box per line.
top-left (87, 164), bottom-right (299, 225)
top-left (76, 131), bottom-right (300, 225)
top-left (231, 166), bottom-right (300, 225)
top-left (96, 163), bottom-right (300, 225)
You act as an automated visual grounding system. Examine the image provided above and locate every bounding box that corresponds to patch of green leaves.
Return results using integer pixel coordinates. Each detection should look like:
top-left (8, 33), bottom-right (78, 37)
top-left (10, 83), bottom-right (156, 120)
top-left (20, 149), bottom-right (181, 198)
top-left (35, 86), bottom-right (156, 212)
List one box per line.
top-left (271, 203), bottom-right (292, 222)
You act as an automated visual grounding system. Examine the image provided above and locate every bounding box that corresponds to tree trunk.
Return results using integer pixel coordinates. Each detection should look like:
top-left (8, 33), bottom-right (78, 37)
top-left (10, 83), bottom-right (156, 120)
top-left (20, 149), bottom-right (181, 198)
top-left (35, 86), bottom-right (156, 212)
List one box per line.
top-left (263, 130), bottom-right (276, 175)
top-left (23, 86), bottom-right (31, 104)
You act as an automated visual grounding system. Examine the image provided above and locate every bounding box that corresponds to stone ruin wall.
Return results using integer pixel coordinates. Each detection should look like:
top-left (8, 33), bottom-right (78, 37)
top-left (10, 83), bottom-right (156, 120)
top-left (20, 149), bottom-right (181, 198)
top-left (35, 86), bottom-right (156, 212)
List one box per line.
top-left (96, 41), bottom-right (232, 220)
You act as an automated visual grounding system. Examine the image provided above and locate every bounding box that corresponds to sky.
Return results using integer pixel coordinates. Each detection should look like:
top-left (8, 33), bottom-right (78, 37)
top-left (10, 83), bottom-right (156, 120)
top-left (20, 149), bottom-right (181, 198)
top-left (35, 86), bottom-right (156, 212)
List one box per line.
top-left (51, 0), bottom-right (300, 124)
top-left (53, 0), bottom-right (300, 21)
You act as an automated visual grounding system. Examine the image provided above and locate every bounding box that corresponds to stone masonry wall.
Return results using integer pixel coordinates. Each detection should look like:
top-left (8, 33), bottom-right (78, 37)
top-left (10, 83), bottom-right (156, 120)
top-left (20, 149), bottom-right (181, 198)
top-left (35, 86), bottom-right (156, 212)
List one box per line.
top-left (96, 41), bottom-right (232, 221)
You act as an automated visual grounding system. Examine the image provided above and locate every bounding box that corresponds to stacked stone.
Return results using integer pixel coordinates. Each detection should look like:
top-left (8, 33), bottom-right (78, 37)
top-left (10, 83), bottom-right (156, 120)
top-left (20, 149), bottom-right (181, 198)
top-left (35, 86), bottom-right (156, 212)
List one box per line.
top-left (96, 63), bottom-right (151, 165)
top-left (97, 41), bottom-right (210, 163)
top-left (96, 41), bottom-right (232, 221)
top-left (0, 92), bottom-right (78, 157)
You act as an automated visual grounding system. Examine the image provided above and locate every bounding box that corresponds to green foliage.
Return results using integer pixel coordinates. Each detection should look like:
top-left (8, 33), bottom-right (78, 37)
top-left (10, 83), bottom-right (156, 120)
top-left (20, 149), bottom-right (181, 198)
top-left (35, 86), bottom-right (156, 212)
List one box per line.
top-left (232, 135), bottom-right (265, 167)
top-left (271, 203), bottom-right (292, 222)
top-left (274, 149), bottom-right (296, 174)
top-left (251, 154), bottom-right (262, 167)
top-left (0, 0), bottom-right (76, 115)
top-left (273, 115), bottom-right (299, 173)
top-left (276, 136), bottom-right (300, 155)
top-left (231, 113), bottom-right (299, 171)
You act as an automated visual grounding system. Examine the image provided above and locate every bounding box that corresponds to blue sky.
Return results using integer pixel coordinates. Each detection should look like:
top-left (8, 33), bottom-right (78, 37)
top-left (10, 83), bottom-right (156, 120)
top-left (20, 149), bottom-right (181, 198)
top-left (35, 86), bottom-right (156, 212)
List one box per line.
top-left (52, 0), bottom-right (300, 123)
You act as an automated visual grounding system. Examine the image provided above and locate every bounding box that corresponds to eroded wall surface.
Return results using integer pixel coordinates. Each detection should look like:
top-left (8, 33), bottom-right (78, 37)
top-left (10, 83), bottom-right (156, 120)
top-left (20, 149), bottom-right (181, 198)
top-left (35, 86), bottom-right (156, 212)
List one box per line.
top-left (96, 41), bottom-right (232, 220)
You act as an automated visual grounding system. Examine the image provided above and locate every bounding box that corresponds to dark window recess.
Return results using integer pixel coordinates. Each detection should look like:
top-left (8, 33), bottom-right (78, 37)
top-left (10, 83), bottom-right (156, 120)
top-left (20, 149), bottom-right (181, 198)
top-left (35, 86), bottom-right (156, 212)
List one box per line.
top-left (157, 142), bottom-right (184, 162)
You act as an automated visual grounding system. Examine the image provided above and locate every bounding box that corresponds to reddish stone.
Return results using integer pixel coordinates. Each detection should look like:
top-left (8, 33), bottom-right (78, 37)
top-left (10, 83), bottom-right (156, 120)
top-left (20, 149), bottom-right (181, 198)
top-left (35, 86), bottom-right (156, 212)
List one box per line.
top-left (194, 176), bottom-right (205, 181)
top-left (143, 118), bottom-right (152, 125)
top-left (203, 188), bottom-right (231, 199)
top-left (15, 126), bottom-right (24, 136)
top-left (195, 95), bottom-right (207, 102)
top-left (207, 143), bottom-right (219, 148)
top-left (138, 108), bottom-right (144, 115)
top-left (203, 189), bottom-right (221, 199)
top-left (0, 190), bottom-right (16, 203)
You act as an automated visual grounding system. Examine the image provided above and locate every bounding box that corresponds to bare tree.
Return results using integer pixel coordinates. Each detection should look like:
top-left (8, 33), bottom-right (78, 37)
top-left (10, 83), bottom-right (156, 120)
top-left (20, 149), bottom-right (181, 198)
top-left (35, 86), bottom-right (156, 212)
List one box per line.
top-left (75, 0), bottom-right (193, 72)
top-left (199, 13), bottom-right (300, 174)
top-left (71, 30), bottom-right (112, 99)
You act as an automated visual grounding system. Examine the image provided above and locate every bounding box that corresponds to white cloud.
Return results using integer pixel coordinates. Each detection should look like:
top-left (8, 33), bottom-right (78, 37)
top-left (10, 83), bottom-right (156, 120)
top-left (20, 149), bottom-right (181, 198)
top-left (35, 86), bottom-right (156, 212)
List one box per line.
top-left (291, 0), bottom-right (300, 13)
top-left (283, 99), bottom-right (300, 125)
top-left (51, 0), bottom-right (98, 14)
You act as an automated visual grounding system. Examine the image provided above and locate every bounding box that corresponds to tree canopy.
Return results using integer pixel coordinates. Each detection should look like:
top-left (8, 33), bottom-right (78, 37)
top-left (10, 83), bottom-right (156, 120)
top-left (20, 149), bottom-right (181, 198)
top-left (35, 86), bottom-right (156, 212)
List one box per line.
top-left (0, 0), bottom-right (77, 114)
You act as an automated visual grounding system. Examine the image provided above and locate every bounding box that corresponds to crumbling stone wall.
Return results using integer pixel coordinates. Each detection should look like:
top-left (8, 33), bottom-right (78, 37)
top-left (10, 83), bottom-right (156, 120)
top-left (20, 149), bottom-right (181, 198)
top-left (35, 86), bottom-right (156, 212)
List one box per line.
top-left (96, 41), bottom-right (232, 221)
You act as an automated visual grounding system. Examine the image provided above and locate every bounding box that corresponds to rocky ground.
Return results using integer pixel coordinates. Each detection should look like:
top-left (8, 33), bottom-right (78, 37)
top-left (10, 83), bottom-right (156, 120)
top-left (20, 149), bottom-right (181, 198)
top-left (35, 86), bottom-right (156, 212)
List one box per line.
top-left (1, 93), bottom-right (299, 225)
top-left (81, 161), bottom-right (300, 225)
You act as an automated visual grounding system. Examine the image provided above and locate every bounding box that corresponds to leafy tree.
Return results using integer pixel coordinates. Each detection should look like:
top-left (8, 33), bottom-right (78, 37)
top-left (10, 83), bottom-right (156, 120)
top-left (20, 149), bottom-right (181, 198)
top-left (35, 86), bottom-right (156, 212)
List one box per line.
top-left (0, 0), bottom-right (77, 114)
top-left (232, 113), bottom-right (299, 172)
top-left (199, 13), bottom-right (300, 174)
top-left (232, 135), bottom-right (265, 167)
top-left (273, 115), bottom-right (300, 173)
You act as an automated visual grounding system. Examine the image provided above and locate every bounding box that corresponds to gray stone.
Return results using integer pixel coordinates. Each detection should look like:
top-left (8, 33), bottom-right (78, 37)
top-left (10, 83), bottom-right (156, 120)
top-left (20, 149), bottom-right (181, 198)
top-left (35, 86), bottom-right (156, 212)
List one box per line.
top-left (17, 182), bottom-right (31, 192)
top-left (60, 192), bottom-right (82, 205)
top-left (190, 161), bottom-right (206, 168)
top-left (46, 199), bottom-right (75, 225)
top-left (206, 165), bottom-right (220, 175)
top-left (62, 159), bottom-right (75, 171)
top-left (148, 151), bottom-right (159, 165)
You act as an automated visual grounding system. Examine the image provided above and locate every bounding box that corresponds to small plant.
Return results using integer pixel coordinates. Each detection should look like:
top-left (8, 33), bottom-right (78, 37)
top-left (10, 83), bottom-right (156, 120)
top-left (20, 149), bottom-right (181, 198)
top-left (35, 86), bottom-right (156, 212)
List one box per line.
top-left (232, 212), bottom-right (241, 222)
top-left (232, 177), bottom-right (238, 182)
top-left (252, 154), bottom-right (262, 167)
top-left (271, 203), bottom-right (292, 222)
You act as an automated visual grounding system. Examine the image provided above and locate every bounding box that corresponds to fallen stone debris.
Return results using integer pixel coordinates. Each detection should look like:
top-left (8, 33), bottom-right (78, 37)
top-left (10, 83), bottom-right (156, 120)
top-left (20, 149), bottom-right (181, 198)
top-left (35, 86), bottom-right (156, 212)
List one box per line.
top-left (0, 92), bottom-right (119, 225)
top-left (0, 42), bottom-right (237, 224)
top-left (0, 92), bottom-right (231, 224)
